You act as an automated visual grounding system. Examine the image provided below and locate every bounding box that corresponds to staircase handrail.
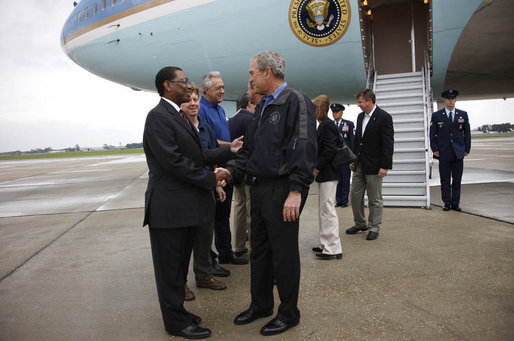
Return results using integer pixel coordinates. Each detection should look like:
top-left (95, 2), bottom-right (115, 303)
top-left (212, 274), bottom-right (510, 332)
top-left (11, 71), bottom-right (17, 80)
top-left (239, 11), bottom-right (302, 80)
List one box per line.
top-left (421, 50), bottom-right (433, 208)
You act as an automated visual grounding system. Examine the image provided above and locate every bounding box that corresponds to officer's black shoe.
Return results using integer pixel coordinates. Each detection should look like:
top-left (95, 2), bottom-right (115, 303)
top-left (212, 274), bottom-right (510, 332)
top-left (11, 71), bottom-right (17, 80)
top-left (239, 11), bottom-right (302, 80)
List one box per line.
top-left (451, 205), bottom-right (462, 212)
top-left (443, 205), bottom-right (451, 211)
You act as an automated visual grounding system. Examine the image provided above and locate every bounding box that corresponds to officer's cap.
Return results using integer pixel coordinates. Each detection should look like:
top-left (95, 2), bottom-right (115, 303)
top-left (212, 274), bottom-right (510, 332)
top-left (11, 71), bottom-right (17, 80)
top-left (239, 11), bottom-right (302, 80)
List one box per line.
top-left (441, 89), bottom-right (459, 99)
top-left (330, 103), bottom-right (345, 112)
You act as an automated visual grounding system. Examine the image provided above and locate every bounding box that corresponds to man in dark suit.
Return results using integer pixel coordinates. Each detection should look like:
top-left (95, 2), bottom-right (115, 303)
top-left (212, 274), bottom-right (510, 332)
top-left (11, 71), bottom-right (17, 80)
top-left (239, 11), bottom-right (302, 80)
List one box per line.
top-left (143, 66), bottom-right (231, 339)
top-left (430, 89), bottom-right (471, 212)
top-left (346, 89), bottom-right (394, 241)
top-left (331, 103), bottom-right (355, 207)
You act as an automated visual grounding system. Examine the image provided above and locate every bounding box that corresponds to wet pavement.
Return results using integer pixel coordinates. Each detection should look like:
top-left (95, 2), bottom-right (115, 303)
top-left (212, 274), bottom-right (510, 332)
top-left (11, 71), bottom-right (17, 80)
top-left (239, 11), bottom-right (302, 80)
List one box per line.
top-left (0, 137), bottom-right (513, 340)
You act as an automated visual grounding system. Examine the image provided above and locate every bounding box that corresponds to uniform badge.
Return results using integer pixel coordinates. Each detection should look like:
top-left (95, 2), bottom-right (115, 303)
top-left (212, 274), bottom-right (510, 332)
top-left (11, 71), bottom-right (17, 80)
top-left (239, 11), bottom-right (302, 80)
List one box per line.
top-left (269, 112), bottom-right (281, 124)
top-left (438, 122), bottom-right (444, 128)
top-left (289, 0), bottom-right (351, 47)
top-left (458, 117), bottom-right (464, 123)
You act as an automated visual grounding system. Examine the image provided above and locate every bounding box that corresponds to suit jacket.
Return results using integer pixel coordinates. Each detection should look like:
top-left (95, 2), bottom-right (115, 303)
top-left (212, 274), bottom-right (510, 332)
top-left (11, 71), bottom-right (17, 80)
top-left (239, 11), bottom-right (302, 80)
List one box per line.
top-left (335, 118), bottom-right (355, 148)
top-left (143, 99), bottom-right (217, 229)
top-left (429, 108), bottom-right (471, 161)
top-left (353, 106), bottom-right (394, 175)
top-left (316, 117), bottom-right (340, 183)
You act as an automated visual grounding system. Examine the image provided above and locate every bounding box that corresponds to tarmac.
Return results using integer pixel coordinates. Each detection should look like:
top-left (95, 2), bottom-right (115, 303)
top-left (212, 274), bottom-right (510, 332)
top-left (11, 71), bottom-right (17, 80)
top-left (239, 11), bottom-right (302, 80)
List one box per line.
top-left (0, 137), bottom-right (513, 340)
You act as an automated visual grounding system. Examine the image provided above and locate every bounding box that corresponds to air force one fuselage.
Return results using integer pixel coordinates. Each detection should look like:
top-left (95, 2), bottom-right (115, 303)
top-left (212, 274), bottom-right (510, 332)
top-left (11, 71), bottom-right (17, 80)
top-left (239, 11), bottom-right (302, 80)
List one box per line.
top-left (61, 0), bottom-right (514, 103)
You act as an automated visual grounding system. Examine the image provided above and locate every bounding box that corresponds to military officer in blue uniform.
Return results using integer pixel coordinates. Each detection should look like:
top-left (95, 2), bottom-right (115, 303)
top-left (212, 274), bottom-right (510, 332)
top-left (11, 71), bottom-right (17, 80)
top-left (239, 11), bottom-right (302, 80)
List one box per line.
top-left (430, 89), bottom-right (471, 212)
top-left (331, 103), bottom-right (355, 207)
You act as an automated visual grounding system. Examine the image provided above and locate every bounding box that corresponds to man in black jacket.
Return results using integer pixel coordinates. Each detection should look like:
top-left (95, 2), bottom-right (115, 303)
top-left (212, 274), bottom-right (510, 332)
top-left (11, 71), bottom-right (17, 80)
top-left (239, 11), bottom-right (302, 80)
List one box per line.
top-left (227, 51), bottom-right (317, 336)
top-left (346, 89), bottom-right (394, 241)
top-left (143, 66), bottom-right (231, 339)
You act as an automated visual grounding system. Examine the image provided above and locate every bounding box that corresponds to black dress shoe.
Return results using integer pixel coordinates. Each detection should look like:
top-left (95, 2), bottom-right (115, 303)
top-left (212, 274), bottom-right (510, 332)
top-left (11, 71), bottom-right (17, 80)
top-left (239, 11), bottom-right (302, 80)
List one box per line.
top-left (366, 231), bottom-right (379, 240)
top-left (312, 247), bottom-right (323, 252)
top-left (212, 261), bottom-right (231, 277)
top-left (260, 317), bottom-right (299, 336)
top-left (168, 324), bottom-right (211, 339)
top-left (219, 252), bottom-right (249, 265)
top-left (346, 225), bottom-right (369, 234)
top-left (315, 253), bottom-right (342, 259)
top-left (335, 203), bottom-right (343, 207)
top-left (234, 308), bottom-right (273, 325)
top-left (451, 205), bottom-right (462, 212)
top-left (341, 203), bottom-right (349, 207)
top-left (443, 205), bottom-right (450, 211)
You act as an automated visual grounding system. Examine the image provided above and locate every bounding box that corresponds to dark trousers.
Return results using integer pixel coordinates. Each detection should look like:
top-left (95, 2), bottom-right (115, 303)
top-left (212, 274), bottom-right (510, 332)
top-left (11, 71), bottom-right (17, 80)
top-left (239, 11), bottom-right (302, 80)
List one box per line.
top-left (439, 158), bottom-right (464, 206)
top-left (214, 181), bottom-right (234, 258)
top-left (249, 178), bottom-right (308, 323)
top-left (336, 165), bottom-right (351, 205)
top-left (192, 222), bottom-right (214, 282)
top-left (149, 227), bottom-right (194, 333)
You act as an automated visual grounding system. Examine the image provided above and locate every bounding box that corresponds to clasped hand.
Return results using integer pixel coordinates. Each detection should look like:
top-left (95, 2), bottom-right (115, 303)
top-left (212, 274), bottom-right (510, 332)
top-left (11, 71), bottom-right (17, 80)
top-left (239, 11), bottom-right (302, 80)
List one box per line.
top-left (214, 167), bottom-right (232, 187)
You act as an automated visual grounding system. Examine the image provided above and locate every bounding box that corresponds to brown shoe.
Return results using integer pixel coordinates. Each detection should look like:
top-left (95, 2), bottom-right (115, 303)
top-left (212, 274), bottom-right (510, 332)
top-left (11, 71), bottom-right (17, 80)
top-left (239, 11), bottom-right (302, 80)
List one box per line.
top-left (184, 284), bottom-right (195, 301)
top-left (196, 276), bottom-right (227, 290)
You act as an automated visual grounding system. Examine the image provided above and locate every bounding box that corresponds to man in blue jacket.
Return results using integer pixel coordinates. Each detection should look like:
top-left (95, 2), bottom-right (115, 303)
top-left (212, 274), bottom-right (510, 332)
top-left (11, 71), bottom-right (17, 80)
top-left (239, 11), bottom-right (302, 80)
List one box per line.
top-left (430, 89), bottom-right (471, 212)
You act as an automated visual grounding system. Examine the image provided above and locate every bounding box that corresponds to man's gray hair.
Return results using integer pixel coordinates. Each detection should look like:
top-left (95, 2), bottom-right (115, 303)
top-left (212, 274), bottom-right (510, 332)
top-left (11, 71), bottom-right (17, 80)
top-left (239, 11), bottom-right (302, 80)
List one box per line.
top-left (251, 51), bottom-right (285, 80)
top-left (200, 71), bottom-right (222, 90)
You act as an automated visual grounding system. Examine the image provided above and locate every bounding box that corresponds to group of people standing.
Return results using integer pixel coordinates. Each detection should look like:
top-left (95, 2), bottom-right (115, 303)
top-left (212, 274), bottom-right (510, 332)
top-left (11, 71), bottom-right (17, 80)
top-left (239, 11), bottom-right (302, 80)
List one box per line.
top-left (141, 48), bottom-right (470, 339)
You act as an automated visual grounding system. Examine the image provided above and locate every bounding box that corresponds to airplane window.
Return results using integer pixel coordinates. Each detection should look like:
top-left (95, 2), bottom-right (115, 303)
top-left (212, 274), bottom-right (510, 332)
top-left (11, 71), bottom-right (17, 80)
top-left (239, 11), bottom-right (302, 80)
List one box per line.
top-left (102, 0), bottom-right (106, 10)
top-left (93, 3), bottom-right (98, 15)
top-left (111, 0), bottom-right (116, 7)
top-left (77, 11), bottom-right (82, 23)
top-left (84, 7), bottom-right (89, 19)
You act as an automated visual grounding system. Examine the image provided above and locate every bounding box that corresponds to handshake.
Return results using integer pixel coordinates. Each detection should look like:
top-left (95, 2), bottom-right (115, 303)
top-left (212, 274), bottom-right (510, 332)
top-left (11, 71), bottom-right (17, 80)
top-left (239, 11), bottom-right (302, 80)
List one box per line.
top-left (214, 167), bottom-right (232, 187)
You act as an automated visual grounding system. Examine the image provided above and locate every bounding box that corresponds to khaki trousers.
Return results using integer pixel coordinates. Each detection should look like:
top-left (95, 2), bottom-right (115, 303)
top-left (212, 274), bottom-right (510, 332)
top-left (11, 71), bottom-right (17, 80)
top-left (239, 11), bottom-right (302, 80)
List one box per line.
top-left (233, 181), bottom-right (251, 253)
top-left (317, 180), bottom-right (342, 254)
top-left (350, 165), bottom-right (383, 233)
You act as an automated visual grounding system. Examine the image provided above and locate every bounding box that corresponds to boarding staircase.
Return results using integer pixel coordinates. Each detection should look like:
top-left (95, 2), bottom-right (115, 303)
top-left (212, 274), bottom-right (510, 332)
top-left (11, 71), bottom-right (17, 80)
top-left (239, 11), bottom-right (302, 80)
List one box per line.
top-left (373, 71), bottom-right (431, 208)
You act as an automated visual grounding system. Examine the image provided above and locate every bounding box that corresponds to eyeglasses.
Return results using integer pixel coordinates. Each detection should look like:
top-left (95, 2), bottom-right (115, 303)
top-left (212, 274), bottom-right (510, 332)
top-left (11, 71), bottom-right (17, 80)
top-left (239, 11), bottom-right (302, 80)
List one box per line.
top-left (168, 79), bottom-right (191, 86)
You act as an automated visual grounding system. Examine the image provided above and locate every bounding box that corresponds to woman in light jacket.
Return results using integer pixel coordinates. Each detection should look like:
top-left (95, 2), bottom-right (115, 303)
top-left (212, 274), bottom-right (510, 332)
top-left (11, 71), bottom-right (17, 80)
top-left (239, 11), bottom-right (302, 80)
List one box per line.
top-left (312, 95), bottom-right (343, 259)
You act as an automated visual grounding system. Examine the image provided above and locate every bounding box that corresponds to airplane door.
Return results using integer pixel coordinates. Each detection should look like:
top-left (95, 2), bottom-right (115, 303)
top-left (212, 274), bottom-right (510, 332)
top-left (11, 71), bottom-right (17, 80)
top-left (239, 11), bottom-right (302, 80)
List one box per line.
top-left (372, 0), bottom-right (429, 74)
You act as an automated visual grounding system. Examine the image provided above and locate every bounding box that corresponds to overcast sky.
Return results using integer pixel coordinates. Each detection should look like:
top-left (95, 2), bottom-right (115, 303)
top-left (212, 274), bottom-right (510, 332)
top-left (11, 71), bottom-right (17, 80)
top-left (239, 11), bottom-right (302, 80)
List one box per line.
top-left (0, 1), bottom-right (512, 153)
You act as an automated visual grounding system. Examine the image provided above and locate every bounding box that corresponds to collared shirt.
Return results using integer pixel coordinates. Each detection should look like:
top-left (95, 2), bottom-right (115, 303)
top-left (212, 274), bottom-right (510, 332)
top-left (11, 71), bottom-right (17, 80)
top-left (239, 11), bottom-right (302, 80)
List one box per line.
top-left (198, 96), bottom-right (231, 142)
top-left (260, 82), bottom-right (288, 116)
top-left (362, 105), bottom-right (377, 136)
top-left (161, 97), bottom-right (181, 112)
top-left (445, 108), bottom-right (454, 122)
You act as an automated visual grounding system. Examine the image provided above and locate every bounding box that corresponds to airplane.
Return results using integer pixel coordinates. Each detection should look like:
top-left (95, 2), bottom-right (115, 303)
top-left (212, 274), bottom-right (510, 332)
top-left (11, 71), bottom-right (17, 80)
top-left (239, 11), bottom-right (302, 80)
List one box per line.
top-left (60, 0), bottom-right (514, 103)
top-left (60, 0), bottom-right (514, 208)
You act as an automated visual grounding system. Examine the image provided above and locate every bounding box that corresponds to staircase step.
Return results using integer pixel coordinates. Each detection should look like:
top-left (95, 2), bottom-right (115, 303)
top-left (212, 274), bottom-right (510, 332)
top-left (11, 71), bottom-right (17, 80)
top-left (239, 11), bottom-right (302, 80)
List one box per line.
top-left (376, 93), bottom-right (424, 100)
top-left (393, 118), bottom-right (425, 124)
top-left (376, 84), bottom-right (423, 93)
top-left (376, 71), bottom-right (422, 79)
top-left (395, 127), bottom-right (425, 133)
top-left (375, 77), bottom-right (422, 85)
top-left (387, 108), bottom-right (424, 115)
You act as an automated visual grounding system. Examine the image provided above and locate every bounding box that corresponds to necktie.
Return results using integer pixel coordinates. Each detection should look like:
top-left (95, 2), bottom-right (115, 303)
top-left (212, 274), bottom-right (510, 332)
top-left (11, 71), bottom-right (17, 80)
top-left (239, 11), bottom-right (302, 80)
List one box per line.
top-left (179, 110), bottom-right (192, 129)
top-left (449, 111), bottom-right (453, 123)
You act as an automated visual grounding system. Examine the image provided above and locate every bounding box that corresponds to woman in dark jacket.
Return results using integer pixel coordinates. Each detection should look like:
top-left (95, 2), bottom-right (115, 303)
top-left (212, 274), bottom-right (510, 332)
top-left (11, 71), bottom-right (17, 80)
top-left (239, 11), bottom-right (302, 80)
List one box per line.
top-left (312, 95), bottom-right (343, 259)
